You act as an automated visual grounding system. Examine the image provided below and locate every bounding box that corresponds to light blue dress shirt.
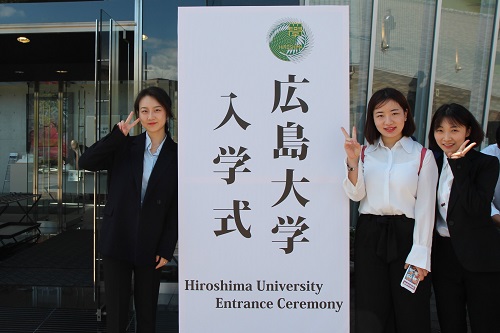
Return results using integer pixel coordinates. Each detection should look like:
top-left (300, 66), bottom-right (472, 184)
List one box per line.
top-left (141, 133), bottom-right (167, 205)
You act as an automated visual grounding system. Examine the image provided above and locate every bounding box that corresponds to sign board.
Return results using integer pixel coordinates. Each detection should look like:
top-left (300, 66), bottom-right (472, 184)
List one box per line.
top-left (178, 6), bottom-right (350, 332)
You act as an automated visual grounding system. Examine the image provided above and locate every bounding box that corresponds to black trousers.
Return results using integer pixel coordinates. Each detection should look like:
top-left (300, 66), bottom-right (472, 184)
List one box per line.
top-left (103, 255), bottom-right (162, 333)
top-left (432, 235), bottom-right (500, 333)
top-left (354, 214), bottom-right (431, 333)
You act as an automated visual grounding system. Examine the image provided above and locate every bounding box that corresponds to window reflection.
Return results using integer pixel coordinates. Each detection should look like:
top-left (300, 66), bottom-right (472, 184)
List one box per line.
top-left (373, 0), bottom-right (436, 143)
top-left (434, 0), bottom-right (496, 129)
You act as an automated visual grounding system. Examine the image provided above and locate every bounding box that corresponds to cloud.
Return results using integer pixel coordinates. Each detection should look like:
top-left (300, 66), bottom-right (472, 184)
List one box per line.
top-left (0, 6), bottom-right (26, 18)
top-left (144, 38), bottom-right (178, 80)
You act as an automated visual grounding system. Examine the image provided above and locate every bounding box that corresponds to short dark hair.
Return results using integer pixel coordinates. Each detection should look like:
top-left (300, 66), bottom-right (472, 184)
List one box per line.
top-left (134, 86), bottom-right (173, 119)
top-left (364, 87), bottom-right (416, 144)
top-left (428, 103), bottom-right (484, 151)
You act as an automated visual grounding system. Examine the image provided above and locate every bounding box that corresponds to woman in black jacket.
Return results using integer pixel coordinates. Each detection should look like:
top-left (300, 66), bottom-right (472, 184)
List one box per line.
top-left (79, 86), bottom-right (178, 333)
top-left (429, 103), bottom-right (500, 333)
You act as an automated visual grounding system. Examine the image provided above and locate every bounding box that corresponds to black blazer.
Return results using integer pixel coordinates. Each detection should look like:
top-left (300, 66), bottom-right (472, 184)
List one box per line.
top-left (79, 126), bottom-right (178, 265)
top-left (435, 149), bottom-right (500, 272)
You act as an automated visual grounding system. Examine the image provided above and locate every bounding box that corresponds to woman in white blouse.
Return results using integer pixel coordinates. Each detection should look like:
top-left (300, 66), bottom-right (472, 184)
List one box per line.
top-left (342, 88), bottom-right (438, 333)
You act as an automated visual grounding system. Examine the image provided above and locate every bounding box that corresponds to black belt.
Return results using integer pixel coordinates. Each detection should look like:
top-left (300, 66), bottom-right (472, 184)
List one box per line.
top-left (363, 214), bottom-right (408, 263)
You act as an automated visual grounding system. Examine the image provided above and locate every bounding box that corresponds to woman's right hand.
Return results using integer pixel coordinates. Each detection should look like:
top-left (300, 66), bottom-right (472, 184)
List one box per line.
top-left (404, 264), bottom-right (428, 281)
top-left (448, 139), bottom-right (476, 159)
top-left (341, 126), bottom-right (361, 162)
top-left (117, 111), bottom-right (140, 136)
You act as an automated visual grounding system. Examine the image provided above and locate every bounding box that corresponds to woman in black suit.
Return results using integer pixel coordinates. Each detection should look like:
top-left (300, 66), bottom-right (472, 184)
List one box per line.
top-left (79, 86), bottom-right (178, 333)
top-left (428, 103), bottom-right (500, 333)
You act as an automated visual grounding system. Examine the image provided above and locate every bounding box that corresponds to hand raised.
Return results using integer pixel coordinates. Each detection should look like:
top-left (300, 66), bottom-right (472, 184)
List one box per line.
top-left (448, 139), bottom-right (476, 159)
top-left (341, 126), bottom-right (361, 161)
top-left (117, 111), bottom-right (140, 136)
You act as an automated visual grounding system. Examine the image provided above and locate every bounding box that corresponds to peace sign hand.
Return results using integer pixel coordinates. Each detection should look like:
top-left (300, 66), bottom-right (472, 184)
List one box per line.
top-left (117, 111), bottom-right (140, 136)
top-left (448, 139), bottom-right (476, 159)
top-left (341, 126), bottom-right (361, 162)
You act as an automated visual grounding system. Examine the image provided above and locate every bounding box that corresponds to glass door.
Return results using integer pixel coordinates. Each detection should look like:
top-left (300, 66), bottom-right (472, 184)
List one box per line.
top-left (93, 9), bottom-right (133, 318)
top-left (27, 80), bottom-right (88, 235)
top-left (28, 82), bottom-right (66, 234)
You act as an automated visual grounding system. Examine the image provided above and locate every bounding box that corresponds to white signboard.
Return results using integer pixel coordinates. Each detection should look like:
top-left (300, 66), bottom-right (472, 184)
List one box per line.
top-left (178, 6), bottom-right (350, 332)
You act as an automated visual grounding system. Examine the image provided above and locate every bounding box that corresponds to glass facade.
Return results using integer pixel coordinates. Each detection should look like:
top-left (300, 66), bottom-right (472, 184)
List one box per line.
top-left (2, 0), bottom-right (500, 328)
top-left (434, 1), bottom-right (497, 134)
top-left (1, 1), bottom-right (499, 183)
top-left (372, 0), bottom-right (437, 143)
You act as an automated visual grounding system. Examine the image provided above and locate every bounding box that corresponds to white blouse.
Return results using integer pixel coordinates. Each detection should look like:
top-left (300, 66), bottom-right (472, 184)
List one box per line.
top-left (343, 136), bottom-right (438, 271)
top-left (436, 157), bottom-right (453, 237)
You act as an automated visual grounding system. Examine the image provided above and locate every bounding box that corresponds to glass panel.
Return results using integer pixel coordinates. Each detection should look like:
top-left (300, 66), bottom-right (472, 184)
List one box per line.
top-left (484, 3), bottom-right (500, 146)
top-left (373, 0), bottom-right (437, 143)
top-left (487, 49), bottom-right (500, 145)
top-left (434, 0), bottom-right (497, 126)
top-left (28, 82), bottom-right (92, 232)
top-left (143, 1), bottom-right (186, 141)
top-left (62, 84), bottom-right (88, 227)
top-left (93, 9), bottom-right (132, 311)
top-left (0, 1), bottom-right (134, 24)
top-left (304, 0), bottom-right (374, 140)
top-left (304, 0), bottom-right (373, 228)
top-left (0, 83), bottom-right (31, 195)
top-left (28, 82), bottom-right (65, 234)
top-left (208, 0), bottom-right (298, 4)
top-left (96, 11), bottom-right (133, 141)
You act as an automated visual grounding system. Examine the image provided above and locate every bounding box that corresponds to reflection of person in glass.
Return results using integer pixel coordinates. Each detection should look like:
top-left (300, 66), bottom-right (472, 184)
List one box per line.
top-left (407, 71), bottom-right (427, 114)
top-left (383, 9), bottom-right (395, 48)
top-left (79, 86), bottom-right (178, 333)
top-left (342, 88), bottom-right (438, 333)
top-left (69, 140), bottom-right (85, 170)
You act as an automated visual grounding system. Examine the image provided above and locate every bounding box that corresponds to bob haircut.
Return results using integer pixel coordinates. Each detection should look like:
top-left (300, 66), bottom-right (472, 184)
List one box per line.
top-left (134, 86), bottom-right (174, 120)
top-left (364, 87), bottom-right (416, 144)
top-left (427, 103), bottom-right (484, 151)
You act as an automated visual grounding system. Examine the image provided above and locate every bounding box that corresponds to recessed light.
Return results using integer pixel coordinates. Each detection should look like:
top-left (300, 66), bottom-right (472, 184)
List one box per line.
top-left (17, 36), bottom-right (30, 43)
top-left (56, 70), bottom-right (68, 74)
top-left (14, 71), bottom-right (24, 74)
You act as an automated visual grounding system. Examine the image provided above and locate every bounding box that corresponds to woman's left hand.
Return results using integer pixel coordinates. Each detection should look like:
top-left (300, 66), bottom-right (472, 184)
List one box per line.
top-left (155, 255), bottom-right (169, 269)
top-left (448, 139), bottom-right (476, 159)
top-left (404, 263), bottom-right (428, 281)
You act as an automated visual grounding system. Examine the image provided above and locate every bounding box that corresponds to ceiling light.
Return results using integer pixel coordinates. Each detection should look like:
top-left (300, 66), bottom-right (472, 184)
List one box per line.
top-left (56, 70), bottom-right (68, 74)
top-left (17, 36), bottom-right (30, 43)
top-left (14, 71), bottom-right (24, 74)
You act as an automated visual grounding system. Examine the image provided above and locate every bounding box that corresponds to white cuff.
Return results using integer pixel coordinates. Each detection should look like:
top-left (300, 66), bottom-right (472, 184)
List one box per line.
top-left (405, 244), bottom-right (431, 272)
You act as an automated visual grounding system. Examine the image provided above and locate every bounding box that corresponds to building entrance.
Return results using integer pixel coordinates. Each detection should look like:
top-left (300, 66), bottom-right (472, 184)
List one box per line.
top-left (0, 20), bottom-right (134, 311)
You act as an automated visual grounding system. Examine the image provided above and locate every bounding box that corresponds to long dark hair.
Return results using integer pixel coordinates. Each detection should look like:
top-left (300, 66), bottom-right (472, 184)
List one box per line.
top-left (364, 87), bottom-right (416, 144)
top-left (428, 103), bottom-right (484, 151)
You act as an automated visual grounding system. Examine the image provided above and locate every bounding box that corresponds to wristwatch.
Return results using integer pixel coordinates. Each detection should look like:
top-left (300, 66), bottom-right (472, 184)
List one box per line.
top-left (346, 163), bottom-right (357, 172)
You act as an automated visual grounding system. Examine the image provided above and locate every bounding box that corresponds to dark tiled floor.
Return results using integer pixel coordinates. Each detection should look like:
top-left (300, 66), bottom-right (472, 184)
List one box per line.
top-left (0, 215), bottom-right (443, 332)
top-left (0, 226), bottom-right (179, 332)
top-left (0, 278), bottom-right (441, 333)
top-left (0, 305), bottom-right (179, 333)
top-left (0, 229), bottom-right (93, 290)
